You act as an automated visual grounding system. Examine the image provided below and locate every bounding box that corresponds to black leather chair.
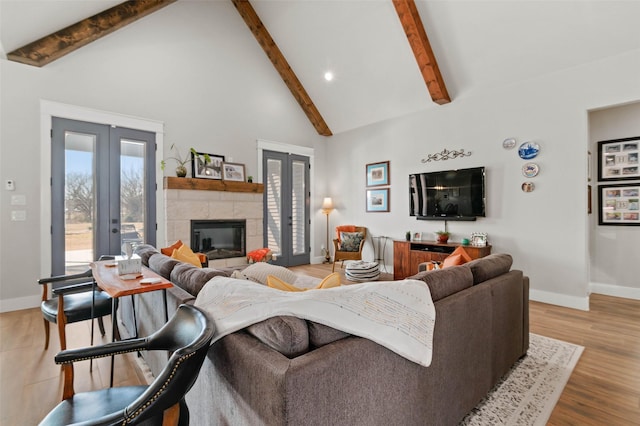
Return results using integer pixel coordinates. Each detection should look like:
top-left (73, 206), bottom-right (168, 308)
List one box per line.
top-left (39, 304), bottom-right (215, 426)
top-left (39, 256), bottom-right (115, 351)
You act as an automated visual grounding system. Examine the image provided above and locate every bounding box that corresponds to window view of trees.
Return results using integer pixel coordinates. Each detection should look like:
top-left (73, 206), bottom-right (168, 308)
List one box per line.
top-left (64, 167), bottom-right (144, 252)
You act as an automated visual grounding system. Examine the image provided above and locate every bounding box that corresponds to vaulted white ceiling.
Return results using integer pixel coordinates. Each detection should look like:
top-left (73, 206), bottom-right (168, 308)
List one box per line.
top-left (2, 0), bottom-right (639, 135)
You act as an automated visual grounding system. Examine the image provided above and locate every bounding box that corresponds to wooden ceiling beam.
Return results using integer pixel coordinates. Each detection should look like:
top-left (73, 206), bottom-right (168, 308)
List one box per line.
top-left (231, 0), bottom-right (333, 136)
top-left (392, 0), bottom-right (451, 105)
top-left (7, 0), bottom-right (176, 67)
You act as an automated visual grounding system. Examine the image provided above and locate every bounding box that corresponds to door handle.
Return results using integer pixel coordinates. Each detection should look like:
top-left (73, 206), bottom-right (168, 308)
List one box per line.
top-left (112, 228), bottom-right (118, 234)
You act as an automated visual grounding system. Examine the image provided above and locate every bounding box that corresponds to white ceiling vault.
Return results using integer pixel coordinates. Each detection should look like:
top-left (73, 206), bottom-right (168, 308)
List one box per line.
top-left (2, 0), bottom-right (639, 135)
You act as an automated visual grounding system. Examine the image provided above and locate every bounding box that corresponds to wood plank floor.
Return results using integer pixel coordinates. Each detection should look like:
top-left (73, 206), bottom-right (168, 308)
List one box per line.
top-left (1, 263), bottom-right (638, 425)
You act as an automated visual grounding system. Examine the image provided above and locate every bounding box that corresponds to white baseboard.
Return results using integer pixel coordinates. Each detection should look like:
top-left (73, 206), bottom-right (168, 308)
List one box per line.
top-left (529, 289), bottom-right (590, 311)
top-left (0, 294), bottom-right (41, 313)
top-left (590, 282), bottom-right (640, 300)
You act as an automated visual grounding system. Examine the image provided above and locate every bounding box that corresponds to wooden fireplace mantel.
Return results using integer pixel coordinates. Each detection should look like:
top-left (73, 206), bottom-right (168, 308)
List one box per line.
top-left (164, 177), bottom-right (264, 193)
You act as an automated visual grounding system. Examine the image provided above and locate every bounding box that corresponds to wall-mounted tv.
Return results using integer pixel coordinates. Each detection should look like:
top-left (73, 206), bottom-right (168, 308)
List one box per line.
top-left (409, 167), bottom-right (486, 221)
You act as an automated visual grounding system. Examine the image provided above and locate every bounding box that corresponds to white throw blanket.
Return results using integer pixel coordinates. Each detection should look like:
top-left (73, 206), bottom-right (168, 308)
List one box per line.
top-left (194, 277), bottom-right (436, 367)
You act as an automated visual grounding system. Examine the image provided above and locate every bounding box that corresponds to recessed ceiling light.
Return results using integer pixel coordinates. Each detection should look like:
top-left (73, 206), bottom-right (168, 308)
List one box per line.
top-left (324, 71), bottom-right (334, 82)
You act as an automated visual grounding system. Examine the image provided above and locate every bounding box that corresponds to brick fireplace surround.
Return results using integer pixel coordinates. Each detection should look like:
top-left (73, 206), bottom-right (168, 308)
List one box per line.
top-left (163, 177), bottom-right (264, 268)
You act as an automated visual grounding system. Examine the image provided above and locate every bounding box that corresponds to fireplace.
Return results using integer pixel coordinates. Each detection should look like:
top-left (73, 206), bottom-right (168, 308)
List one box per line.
top-left (191, 220), bottom-right (246, 260)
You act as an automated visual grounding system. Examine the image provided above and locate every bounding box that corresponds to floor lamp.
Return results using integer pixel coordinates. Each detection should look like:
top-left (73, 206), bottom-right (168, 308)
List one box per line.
top-left (322, 197), bottom-right (334, 263)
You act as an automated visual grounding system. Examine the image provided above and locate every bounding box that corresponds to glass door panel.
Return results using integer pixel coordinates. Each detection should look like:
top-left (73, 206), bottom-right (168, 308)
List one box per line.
top-left (63, 132), bottom-right (96, 274)
top-left (120, 139), bottom-right (146, 248)
top-left (291, 160), bottom-right (306, 256)
top-left (265, 157), bottom-right (283, 257)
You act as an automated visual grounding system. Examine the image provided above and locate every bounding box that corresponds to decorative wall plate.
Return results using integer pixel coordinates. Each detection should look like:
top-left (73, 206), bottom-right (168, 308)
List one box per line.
top-left (518, 141), bottom-right (540, 159)
top-left (522, 162), bottom-right (540, 178)
top-left (521, 182), bottom-right (535, 192)
top-left (503, 138), bottom-right (516, 149)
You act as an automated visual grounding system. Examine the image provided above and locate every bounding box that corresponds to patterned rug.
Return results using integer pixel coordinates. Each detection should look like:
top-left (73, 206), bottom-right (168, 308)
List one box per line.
top-left (461, 333), bottom-right (584, 425)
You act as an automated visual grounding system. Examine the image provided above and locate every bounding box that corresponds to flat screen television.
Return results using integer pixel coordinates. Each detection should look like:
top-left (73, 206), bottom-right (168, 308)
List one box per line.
top-left (409, 167), bottom-right (485, 220)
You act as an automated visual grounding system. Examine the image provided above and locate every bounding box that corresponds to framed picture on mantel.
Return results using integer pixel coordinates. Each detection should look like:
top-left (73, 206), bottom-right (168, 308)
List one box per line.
top-left (192, 151), bottom-right (225, 180)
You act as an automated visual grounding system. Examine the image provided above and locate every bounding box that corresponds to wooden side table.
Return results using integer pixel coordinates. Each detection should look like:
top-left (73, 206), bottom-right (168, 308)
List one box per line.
top-left (90, 260), bottom-right (173, 385)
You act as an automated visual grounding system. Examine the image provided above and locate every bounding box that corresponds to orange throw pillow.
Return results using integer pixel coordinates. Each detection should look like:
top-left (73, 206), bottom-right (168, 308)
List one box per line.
top-left (171, 244), bottom-right (202, 268)
top-left (335, 225), bottom-right (356, 240)
top-left (161, 240), bottom-right (183, 256)
top-left (449, 246), bottom-right (473, 264)
top-left (442, 254), bottom-right (463, 268)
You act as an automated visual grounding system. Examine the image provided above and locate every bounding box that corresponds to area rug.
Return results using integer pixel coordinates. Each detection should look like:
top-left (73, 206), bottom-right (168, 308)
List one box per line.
top-left (460, 333), bottom-right (584, 425)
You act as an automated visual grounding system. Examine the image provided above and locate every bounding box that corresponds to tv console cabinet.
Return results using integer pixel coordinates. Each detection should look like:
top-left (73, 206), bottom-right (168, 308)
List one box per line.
top-left (393, 240), bottom-right (492, 280)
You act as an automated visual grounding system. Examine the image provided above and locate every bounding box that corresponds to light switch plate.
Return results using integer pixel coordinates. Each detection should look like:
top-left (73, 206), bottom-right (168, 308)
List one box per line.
top-left (11, 210), bottom-right (26, 221)
top-left (11, 195), bottom-right (26, 205)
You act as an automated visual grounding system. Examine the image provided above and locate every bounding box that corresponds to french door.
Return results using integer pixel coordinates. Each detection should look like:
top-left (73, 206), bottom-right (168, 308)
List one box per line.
top-left (51, 117), bottom-right (156, 275)
top-left (263, 150), bottom-right (310, 267)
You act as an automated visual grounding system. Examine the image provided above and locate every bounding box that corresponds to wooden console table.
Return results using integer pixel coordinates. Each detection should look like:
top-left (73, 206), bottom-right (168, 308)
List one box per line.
top-left (393, 240), bottom-right (492, 280)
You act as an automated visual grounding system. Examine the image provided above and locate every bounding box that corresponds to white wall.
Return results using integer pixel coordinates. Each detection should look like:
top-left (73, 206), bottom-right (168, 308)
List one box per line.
top-left (588, 102), bottom-right (640, 298)
top-left (325, 49), bottom-right (640, 310)
top-left (1, 1), bottom-right (639, 312)
top-left (0, 2), bottom-right (323, 311)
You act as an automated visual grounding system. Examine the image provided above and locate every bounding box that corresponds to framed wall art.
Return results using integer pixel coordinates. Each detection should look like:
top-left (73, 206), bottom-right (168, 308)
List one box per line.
top-left (597, 137), bottom-right (639, 181)
top-left (192, 151), bottom-right (225, 180)
top-left (222, 162), bottom-right (246, 182)
top-left (598, 183), bottom-right (640, 226)
top-left (366, 161), bottom-right (390, 187)
top-left (366, 188), bottom-right (390, 212)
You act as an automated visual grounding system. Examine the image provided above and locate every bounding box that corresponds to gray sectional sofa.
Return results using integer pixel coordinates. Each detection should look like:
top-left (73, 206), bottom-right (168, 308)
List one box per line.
top-left (121, 244), bottom-right (529, 426)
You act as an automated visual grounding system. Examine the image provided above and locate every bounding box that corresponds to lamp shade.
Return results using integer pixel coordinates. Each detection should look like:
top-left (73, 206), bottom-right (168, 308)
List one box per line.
top-left (322, 197), bottom-right (334, 212)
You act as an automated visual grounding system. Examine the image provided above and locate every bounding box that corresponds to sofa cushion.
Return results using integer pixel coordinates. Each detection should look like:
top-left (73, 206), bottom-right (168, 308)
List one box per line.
top-left (408, 266), bottom-right (474, 302)
top-left (465, 254), bottom-right (513, 285)
top-left (134, 244), bottom-right (159, 266)
top-left (170, 263), bottom-right (229, 296)
top-left (148, 253), bottom-right (181, 279)
top-left (245, 316), bottom-right (309, 358)
top-left (238, 262), bottom-right (298, 285)
top-left (307, 321), bottom-right (350, 347)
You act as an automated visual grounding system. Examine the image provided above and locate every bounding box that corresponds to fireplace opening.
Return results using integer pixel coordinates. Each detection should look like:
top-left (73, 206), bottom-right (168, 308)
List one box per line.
top-left (191, 219), bottom-right (246, 260)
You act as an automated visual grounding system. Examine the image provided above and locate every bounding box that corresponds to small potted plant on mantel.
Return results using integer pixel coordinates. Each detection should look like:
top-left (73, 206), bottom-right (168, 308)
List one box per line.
top-left (435, 230), bottom-right (450, 244)
top-left (160, 145), bottom-right (210, 177)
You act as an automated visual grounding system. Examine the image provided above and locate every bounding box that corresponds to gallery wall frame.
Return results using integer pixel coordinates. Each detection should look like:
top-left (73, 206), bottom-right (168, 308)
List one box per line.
top-left (597, 183), bottom-right (640, 226)
top-left (597, 137), bottom-right (639, 181)
top-left (366, 161), bottom-right (390, 187)
top-left (366, 188), bottom-right (390, 212)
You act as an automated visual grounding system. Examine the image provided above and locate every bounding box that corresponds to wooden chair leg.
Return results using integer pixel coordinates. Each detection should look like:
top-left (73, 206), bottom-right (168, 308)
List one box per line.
top-left (57, 294), bottom-right (67, 351)
top-left (61, 363), bottom-right (75, 401)
top-left (43, 318), bottom-right (50, 350)
top-left (332, 260), bottom-right (336, 272)
top-left (162, 403), bottom-right (181, 426)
